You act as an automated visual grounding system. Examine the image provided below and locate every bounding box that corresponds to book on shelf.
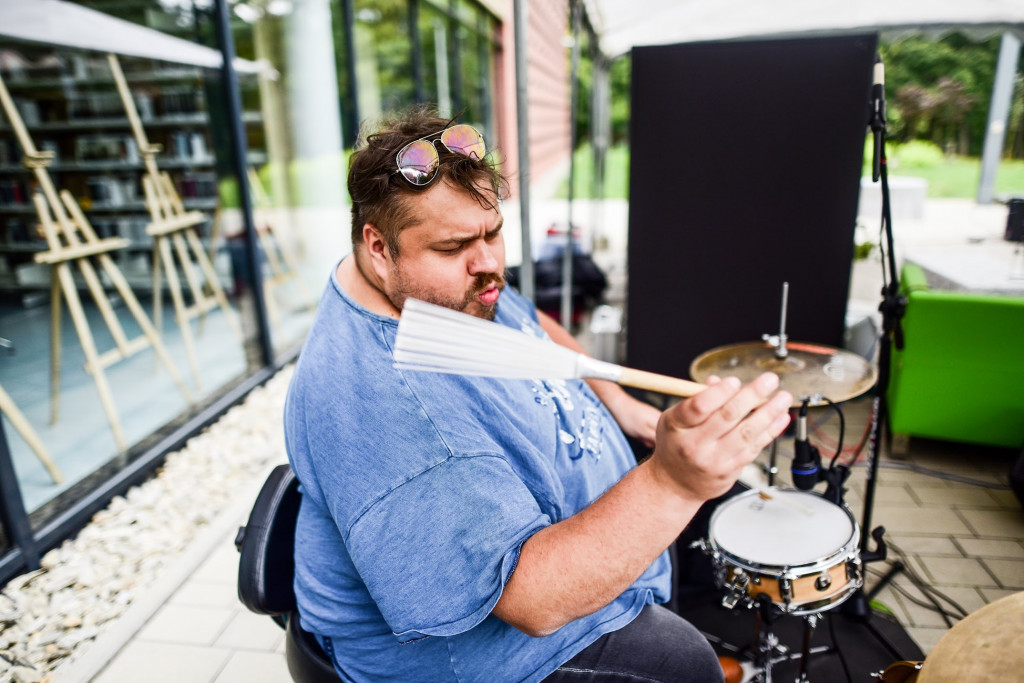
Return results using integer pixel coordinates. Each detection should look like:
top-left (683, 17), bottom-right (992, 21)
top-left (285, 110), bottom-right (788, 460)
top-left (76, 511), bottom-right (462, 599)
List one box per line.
top-left (75, 134), bottom-right (140, 163)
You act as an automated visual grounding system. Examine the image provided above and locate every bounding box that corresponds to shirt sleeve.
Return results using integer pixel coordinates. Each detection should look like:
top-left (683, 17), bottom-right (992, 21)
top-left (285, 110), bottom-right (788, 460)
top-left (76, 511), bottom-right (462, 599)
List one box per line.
top-left (343, 454), bottom-right (550, 643)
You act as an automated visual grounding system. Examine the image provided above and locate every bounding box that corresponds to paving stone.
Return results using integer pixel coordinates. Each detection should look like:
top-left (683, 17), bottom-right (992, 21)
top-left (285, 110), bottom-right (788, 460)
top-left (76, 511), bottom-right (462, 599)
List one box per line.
top-left (981, 559), bottom-right (1024, 590)
top-left (979, 587), bottom-right (1020, 603)
top-left (958, 508), bottom-right (1024, 538)
top-left (986, 488), bottom-right (1023, 509)
top-left (888, 534), bottom-right (961, 557)
top-left (906, 626), bottom-right (952, 655)
top-left (910, 486), bottom-right (1004, 507)
top-left (213, 610), bottom-right (285, 652)
top-left (872, 507), bottom-right (972, 536)
top-left (913, 556), bottom-right (999, 588)
top-left (955, 538), bottom-right (1024, 560)
top-left (92, 641), bottom-right (232, 683)
top-left (137, 605), bottom-right (236, 646)
top-left (213, 651), bottom-right (291, 683)
top-left (170, 580), bottom-right (242, 610)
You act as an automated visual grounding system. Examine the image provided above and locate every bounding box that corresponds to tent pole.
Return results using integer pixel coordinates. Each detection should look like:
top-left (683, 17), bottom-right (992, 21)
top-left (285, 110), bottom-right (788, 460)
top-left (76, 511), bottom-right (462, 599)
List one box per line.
top-left (978, 32), bottom-right (1021, 205)
top-left (513, 0), bottom-right (534, 302)
top-left (562, 0), bottom-right (581, 328)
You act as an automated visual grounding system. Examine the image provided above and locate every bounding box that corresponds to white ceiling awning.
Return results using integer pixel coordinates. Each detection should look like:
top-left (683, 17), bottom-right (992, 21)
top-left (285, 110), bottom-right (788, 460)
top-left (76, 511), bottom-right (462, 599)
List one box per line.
top-left (585, 0), bottom-right (1024, 56)
top-left (0, 0), bottom-right (262, 73)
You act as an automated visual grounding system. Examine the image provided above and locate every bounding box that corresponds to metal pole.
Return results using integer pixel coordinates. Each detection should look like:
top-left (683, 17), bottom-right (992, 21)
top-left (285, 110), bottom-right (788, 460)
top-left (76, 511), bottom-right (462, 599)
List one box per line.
top-left (410, 0), bottom-right (426, 104)
top-left (978, 32), bottom-right (1021, 205)
top-left (592, 53), bottom-right (609, 239)
top-left (0, 418), bottom-right (39, 571)
top-left (212, 0), bottom-right (273, 366)
top-left (342, 0), bottom-right (361, 146)
top-left (561, 0), bottom-right (581, 328)
top-left (513, 0), bottom-right (534, 302)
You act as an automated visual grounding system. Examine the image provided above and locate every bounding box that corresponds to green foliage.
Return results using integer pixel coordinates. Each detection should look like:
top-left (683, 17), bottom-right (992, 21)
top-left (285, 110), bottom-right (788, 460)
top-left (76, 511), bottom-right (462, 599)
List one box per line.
top-left (574, 52), bottom-right (632, 148)
top-left (880, 34), bottom-right (1010, 157)
top-left (890, 140), bottom-right (946, 168)
top-left (555, 144), bottom-right (630, 199)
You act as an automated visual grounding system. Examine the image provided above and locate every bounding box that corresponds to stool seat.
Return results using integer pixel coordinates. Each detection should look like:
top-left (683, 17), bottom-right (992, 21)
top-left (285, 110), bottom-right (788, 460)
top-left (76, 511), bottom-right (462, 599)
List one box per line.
top-left (236, 464), bottom-right (343, 683)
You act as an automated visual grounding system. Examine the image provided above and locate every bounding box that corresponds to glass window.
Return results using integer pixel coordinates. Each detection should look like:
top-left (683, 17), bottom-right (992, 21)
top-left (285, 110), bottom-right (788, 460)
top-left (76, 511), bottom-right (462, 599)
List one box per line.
top-left (0, 44), bottom-right (259, 526)
top-left (354, 0), bottom-right (415, 120)
top-left (418, 2), bottom-right (454, 118)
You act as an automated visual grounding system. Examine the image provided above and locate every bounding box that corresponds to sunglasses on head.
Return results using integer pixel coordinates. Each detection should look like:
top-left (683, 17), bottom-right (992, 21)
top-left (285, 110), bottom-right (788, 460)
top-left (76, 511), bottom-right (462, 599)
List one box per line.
top-left (394, 124), bottom-right (486, 187)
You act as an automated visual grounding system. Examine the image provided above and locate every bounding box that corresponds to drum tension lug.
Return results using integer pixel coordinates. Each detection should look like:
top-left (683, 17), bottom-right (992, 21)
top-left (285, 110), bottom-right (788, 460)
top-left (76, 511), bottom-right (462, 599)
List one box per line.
top-left (721, 573), bottom-right (750, 610)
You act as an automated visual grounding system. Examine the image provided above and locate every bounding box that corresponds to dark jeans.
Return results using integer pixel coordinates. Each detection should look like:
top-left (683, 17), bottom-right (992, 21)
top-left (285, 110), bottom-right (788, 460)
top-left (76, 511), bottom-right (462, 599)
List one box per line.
top-left (542, 604), bottom-right (724, 683)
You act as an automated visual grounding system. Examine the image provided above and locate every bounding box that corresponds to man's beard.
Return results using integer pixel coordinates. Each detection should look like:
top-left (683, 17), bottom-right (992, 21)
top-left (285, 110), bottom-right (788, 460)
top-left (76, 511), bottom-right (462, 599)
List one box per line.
top-left (391, 270), bottom-right (506, 320)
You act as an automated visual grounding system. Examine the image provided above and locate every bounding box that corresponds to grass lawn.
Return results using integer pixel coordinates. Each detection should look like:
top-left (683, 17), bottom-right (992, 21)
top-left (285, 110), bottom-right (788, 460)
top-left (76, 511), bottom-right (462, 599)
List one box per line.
top-left (558, 143), bottom-right (1024, 200)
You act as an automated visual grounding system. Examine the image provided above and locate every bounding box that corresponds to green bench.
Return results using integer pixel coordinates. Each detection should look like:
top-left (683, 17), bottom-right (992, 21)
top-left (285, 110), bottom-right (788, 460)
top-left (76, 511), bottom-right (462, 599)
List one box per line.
top-left (887, 262), bottom-right (1024, 450)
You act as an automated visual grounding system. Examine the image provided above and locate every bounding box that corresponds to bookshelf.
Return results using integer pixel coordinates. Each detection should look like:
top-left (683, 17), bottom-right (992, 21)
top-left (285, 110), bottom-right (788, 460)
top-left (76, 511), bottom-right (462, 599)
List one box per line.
top-left (0, 47), bottom-right (266, 300)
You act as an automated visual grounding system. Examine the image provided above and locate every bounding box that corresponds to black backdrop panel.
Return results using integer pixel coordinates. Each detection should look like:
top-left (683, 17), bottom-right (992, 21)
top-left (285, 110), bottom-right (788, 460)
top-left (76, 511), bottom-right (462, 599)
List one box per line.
top-left (626, 35), bottom-right (877, 381)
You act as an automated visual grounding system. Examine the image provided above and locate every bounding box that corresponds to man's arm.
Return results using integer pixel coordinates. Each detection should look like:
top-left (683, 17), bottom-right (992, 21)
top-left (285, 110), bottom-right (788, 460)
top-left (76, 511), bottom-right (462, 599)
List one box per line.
top-left (535, 310), bottom-right (660, 446)
top-left (492, 371), bottom-right (792, 637)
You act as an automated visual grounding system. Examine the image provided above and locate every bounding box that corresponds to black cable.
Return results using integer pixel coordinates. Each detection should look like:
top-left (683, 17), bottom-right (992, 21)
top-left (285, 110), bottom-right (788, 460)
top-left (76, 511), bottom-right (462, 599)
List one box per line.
top-left (822, 397), bottom-right (845, 469)
top-left (827, 613), bottom-right (853, 683)
top-left (885, 540), bottom-right (970, 620)
top-left (868, 569), bottom-right (964, 624)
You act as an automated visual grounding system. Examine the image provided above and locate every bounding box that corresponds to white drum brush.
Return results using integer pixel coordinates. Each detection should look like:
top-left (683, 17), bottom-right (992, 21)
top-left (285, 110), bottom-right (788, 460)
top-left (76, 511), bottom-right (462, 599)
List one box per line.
top-left (394, 298), bottom-right (707, 397)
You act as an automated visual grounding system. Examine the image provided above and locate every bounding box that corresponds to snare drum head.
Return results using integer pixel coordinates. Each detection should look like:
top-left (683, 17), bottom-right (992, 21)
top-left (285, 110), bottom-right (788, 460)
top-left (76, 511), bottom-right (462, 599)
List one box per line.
top-left (710, 488), bottom-right (854, 566)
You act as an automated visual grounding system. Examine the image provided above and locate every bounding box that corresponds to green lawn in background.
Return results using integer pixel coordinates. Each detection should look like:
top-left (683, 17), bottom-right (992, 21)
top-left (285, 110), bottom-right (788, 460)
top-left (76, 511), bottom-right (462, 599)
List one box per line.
top-left (557, 143), bottom-right (1024, 200)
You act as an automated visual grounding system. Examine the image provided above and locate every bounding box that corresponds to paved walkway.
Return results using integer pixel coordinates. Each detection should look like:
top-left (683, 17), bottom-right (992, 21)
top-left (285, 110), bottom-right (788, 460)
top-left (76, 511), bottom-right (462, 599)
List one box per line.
top-left (61, 196), bottom-right (1024, 681)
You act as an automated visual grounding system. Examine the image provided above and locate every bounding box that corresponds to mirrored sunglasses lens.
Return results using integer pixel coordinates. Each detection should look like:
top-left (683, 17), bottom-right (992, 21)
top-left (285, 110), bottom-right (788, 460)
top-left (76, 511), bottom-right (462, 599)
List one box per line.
top-left (398, 140), bottom-right (438, 185)
top-left (441, 125), bottom-right (485, 160)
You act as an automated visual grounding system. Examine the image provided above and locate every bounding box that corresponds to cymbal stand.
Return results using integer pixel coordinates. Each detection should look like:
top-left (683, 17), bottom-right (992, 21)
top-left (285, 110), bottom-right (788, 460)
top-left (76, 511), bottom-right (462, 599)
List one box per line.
top-left (761, 281), bottom-right (790, 485)
top-left (838, 57), bottom-right (910, 664)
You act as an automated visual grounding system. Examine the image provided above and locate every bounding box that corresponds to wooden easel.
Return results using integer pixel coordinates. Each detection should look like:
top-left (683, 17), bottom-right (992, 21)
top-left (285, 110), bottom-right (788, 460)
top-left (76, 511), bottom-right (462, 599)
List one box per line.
top-left (245, 168), bottom-right (314, 322)
top-left (0, 384), bottom-right (63, 484)
top-left (0, 72), bottom-right (193, 452)
top-left (108, 54), bottom-right (242, 391)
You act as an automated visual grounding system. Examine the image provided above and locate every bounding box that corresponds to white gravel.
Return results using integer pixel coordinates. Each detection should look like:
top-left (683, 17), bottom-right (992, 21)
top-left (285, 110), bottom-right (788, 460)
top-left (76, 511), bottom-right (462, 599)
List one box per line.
top-left (0, 365), bottom-right (293, 683)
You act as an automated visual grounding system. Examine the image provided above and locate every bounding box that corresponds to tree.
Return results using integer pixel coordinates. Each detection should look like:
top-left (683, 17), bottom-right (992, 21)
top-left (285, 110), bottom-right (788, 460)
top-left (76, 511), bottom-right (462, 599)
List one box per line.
top-left (880, 33), bottom-right (1024, 158)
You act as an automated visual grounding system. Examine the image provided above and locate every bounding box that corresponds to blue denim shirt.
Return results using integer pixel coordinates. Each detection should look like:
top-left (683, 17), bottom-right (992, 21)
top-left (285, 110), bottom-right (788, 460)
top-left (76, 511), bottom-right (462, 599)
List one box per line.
top-left (284, 262), bottom-right (671, 682)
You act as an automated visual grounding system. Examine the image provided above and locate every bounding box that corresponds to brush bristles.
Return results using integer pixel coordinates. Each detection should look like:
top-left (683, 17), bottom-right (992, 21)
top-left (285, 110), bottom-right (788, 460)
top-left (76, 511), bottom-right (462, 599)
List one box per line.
top-left (394, 298), bottom-right (582, 381)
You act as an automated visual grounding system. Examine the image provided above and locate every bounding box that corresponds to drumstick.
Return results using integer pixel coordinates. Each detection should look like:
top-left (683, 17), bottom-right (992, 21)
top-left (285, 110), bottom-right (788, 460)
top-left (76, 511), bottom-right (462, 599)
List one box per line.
top-left (758, 489), bottom-right (814, 515)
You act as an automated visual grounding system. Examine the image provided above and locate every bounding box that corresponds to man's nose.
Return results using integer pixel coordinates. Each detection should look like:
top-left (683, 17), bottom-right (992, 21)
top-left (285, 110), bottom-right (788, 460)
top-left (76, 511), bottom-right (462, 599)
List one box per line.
top-left (467, 241), bottom-right (499, 274)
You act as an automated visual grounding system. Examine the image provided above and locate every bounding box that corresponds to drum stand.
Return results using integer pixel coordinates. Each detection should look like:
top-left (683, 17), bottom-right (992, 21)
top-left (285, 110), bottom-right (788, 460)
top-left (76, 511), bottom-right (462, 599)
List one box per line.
top-left (705, 595), bottom-right (834, 683)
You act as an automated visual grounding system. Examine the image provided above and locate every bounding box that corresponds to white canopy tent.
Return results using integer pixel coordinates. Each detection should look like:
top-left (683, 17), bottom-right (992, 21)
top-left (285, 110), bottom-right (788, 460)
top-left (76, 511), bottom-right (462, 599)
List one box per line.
top-left (0, 0), bottom-right (261, 73)
top-left (584, 0), bottom-right (1024, 57)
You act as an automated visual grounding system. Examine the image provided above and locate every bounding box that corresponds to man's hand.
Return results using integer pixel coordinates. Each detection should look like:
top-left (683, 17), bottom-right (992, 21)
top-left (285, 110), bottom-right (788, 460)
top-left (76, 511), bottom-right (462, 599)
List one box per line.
top-left (649, 372), bottom-right (792, 503)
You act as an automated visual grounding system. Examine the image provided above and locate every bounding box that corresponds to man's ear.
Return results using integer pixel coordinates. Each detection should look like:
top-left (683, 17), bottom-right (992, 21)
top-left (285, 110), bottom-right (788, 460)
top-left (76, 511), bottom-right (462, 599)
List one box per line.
top-left (362, 223), bottom-right (392, 276)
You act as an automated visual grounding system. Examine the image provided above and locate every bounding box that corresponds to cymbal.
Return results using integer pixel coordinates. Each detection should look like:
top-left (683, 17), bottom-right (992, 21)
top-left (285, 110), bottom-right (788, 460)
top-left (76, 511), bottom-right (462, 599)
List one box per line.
top-left (917, 591), bottom-right (1024, 682)
top-left (689, 341), bottom-right (876, 406)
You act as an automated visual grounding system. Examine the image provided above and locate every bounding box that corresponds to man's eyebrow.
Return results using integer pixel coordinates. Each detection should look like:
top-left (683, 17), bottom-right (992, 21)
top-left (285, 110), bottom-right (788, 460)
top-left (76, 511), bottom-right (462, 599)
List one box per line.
top-left (433, 219), bottom-right (503, 246)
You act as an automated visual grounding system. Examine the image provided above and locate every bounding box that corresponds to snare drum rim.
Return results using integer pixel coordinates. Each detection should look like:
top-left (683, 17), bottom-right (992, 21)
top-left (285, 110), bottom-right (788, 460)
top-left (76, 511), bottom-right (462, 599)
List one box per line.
top-left (707, 487), bottom-right (861, 578)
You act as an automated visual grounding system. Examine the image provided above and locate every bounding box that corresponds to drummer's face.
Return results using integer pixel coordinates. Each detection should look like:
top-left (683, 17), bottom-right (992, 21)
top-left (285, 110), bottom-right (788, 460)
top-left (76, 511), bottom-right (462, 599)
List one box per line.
top-left (375, 181), bottom-right (507, 320)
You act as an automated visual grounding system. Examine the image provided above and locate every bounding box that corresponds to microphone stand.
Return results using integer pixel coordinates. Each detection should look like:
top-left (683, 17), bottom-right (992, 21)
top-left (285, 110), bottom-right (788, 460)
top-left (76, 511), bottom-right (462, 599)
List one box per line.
top-left (840, 57), bottom-right (908, 649)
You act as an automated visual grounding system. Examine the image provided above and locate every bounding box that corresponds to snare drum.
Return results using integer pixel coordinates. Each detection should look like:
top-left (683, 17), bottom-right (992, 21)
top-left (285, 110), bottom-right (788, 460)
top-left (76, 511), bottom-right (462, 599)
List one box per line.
top-left (706, 487), bottom-right (862, 614)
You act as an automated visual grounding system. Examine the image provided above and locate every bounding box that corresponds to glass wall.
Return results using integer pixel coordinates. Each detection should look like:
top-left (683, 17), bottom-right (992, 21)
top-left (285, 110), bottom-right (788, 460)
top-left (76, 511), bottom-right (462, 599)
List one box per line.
top-left (0, 44), bottom-right (261, 528)
top-left (0, 0), bottom-right (504, 578)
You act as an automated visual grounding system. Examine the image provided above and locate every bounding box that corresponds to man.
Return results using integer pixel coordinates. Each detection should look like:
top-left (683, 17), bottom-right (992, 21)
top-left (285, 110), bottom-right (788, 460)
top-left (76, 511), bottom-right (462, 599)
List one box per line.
top-left (284, 109), bottom-right (792, 682)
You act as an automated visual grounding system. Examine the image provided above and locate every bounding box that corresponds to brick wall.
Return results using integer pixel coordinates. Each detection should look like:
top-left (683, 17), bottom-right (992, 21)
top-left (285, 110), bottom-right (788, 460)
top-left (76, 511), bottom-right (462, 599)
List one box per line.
top-left (495, 0), bottom-right (571, 198)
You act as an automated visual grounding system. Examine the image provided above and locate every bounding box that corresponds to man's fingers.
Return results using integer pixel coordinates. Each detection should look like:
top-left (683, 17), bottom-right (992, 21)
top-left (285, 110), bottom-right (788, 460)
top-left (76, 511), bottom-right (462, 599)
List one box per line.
top-left (729, 389), bottom-right (793, 457)
top-left (702, 372), bottom-right (781, 437)
top-left (669, 375), bottom-right (742, 428)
